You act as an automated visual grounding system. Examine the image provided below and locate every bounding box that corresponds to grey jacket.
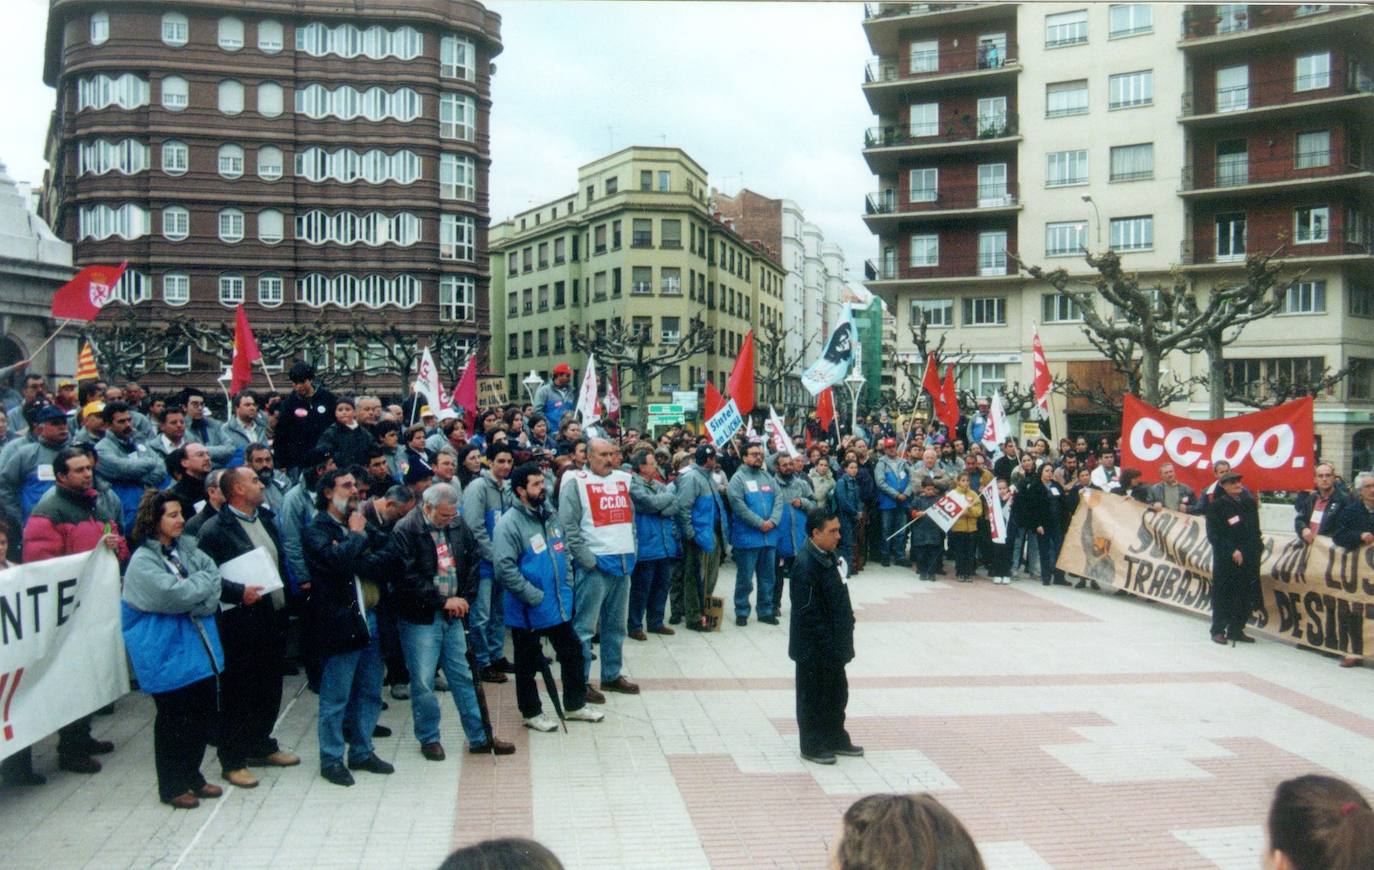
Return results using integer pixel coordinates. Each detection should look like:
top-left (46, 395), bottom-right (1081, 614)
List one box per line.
top-left (673, 463), bottom-right (721, 545)
top-left (875, 455), bottom-right (914, 501)
top-left (95, 431), bottom-right (164, 487)
top-left (775, 471), bottom-right (816, 512)
top-left (462, 470), bottom-right (516, 564)
top-left (727, 464), bottom-right (785, 531)
top-left (184, 417), bottom-right (237, 465)
top-left (275, 479), bottom-right (317, 590)
top-left (558, 469), bottom-right (636, 574)
top-left (221, 415), bottom-right (269, 451)
top-left (122, 536), bottom-right (222, 617)
top-left (911, 461), bottom-right (953, 491)
top-left (1147, 481), bottom-right (1197, 512)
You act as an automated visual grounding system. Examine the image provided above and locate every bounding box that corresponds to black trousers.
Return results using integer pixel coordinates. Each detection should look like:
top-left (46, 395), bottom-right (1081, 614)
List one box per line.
top-left (1210, 562), bottom-right (1257, 638)
top-left (375, 597), bottom-right (410, 685)
top-left (949, 531), bottom-right (978, 577)
top-left (774, 556), bottom-right (795, 613)
top-left (912, 543), bottom-right (942, 577)
top-left (0, 717), bottom-right (93, 779)
top-left (511, 622), bottom-right (587, 718)
top-left (153, 677), bottom-right (216, 802)
top-left (795, 659), bottom-right (850, 755)
top-left (216, 603), bottom-right (284, 772)
top-left (988, 541), bottom-right (1012, 577)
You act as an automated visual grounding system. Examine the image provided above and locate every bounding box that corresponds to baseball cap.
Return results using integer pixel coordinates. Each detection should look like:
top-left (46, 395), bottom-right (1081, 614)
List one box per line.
top-left (553, 363), bottom-right (573, 376)
top-left (81, 401), bottom-right (105, 419)
top-left (1218, 471), bottom-right (1243, 484)
top-left (33, 404), bottom-right (67, 424)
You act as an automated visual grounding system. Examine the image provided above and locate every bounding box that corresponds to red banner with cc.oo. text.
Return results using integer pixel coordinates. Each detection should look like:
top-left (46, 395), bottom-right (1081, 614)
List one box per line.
top-left (1119, 395), bottom-right (1315, 493)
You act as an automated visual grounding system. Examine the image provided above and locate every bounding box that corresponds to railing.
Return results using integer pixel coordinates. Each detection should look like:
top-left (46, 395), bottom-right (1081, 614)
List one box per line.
top-left (1180, 150), bottom-right (1372, 190)
top-left (1182, 66), bottom-right (1374, 116)
top-left (1182, 3), bottom-right (1340, 39)
top-left (631, 281), bottom-right (652, 295)
top-left (864, 255), bottom-right (1010, 280)
top-left (864, 2), bottom-right (985, 20)
top-left (864, 111), bottom-right (1017, 149)
top-left (865, 182), bottom-right (1019, 215)
top-left (1180, 236), bottom-right (1373, 264)
top-left (864, 43), bottom-right (1016, 84)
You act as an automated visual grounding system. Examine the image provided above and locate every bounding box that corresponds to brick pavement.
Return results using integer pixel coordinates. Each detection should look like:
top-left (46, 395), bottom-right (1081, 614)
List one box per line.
top-left (1, 566), bottom-right (1372, 869)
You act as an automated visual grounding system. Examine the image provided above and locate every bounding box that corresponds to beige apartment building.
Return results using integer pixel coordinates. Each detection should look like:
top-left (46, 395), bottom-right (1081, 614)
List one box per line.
top-left (490, 147), bottom-right (787, 419)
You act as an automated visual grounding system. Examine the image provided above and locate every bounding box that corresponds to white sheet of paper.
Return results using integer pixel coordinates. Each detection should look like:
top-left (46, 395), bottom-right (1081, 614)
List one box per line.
top-left (218, 546), bottom-right (284, 596)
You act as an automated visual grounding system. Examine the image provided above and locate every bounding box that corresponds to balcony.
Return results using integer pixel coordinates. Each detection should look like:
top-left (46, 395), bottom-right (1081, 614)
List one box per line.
top-left (863, 183), bottom-right (1020, 226)
top-left (862, 3), bottom-right (1015, 55)
top-left (1178, 237), bottom-right (1374, 268)
top-left (1181, 4), bottom-right (1372, 51)
top-left (1180, 150), bottom-right (1374, 196)
top-left (864, 254), bottom-right (1016, 284)
top-left (863, 112), bottom-right (1018, 171)
top-left (863, 44), bottom-right (1018, 110)
top-left (1181, 66), bottom-right (1374, 123)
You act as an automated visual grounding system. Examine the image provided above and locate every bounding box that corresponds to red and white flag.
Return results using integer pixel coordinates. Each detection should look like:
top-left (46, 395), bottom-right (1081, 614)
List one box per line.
top-left (766, 405), bottom-right (799, 459)
top-left (979, 391), bottom-right (1010, 454)
top-left (604, 367), bottom-right (621, 421)
top-left (229, 305), bottom-right (261, 395)
top-left (980, 476), bottom-right (1007, 544)
top-left (1032, 328), bottom-right (1052, 419)
top-left (415, 346), bottom-right (455, 420)
top-left (51, 262), bottom-right (127, 322)
top-left (575, 354), bottom-right (599, 423)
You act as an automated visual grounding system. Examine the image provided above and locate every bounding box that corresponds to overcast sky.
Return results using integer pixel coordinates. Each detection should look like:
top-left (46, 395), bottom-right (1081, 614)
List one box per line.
top-left (0, 0), bottom-right (875, 272)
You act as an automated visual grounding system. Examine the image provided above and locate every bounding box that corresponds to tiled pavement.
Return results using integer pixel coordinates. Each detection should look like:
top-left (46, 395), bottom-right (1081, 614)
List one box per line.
top-left (2, 564), bottom-right (1372, 869)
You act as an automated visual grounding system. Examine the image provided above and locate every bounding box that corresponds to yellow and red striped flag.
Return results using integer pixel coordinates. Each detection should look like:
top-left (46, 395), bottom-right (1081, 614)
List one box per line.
top-left (75, 341), bottom-right (99, 381)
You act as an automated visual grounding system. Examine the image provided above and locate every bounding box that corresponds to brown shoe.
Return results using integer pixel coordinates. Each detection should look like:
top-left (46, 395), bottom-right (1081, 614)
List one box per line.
top-left (251, 751), bottom-right (300, 767)
top-left (195, 783), bottom-right (224, 799)
top-left (479, 666), bottom-right (509, 684)
top-left (1341, 656), bottom-right (1360, 668)
top-left (602, 676), bottom-right (640, 695)
top-left (224, 768), bottom-right (259, 788)
top-left (421, 741), bottom-right (446, 761)
top-left (469, 738), bottom-right (517, 756)
top-left (165, 792), bottom-right (200, 809)
top-left (628, 630), bottom-right (648, 641)
top-left (584, 686), bottom-right (607, 705)
top-left (650, 626), bottom-right (676, 636)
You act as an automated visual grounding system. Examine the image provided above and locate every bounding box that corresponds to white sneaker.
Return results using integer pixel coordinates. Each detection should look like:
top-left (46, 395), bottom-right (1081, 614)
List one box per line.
top-left (565, 705), bottom-right (605, 723)
top-left (523, 713), bottom-right (558, 732)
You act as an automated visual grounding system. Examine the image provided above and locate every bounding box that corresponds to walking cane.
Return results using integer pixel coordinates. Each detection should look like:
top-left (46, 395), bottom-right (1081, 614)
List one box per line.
top-left (537, 648), bottom-right (568, 733)
top-left (460, 613), bottom-right (497, 756)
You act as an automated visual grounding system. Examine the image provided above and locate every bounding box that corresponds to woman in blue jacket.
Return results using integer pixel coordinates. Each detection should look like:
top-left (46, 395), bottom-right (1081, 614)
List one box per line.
top-left (834, 458), bottom-right (863, 569)
top-left (122, 490), bottom-right (226, 809)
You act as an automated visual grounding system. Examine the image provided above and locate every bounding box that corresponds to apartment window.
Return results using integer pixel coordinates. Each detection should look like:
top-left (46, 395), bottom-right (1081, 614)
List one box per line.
top-left (1046, 80), bottom-right (1088, 117)
top-left (1227, 358), bottom-right (1325, 402)
top-left (553, 237), bottom-right (566, 264)
top-left (909, 102), bottom-right (938, 137)
top-left (1349, 357), bottom-right (1374, 400)
top-left (1109, 216), bottom-right (1153, 251)
top-left (661, 219), bottom-right (682, 248)
top-left (163, 273), bottom-right (189, 305)
top-left (440, 35), bottom-right (474, 81)
top-left (90, 10), bottom-right (109, 44)
top-left (658, 170), bottom-right (669, 191)
top-left (632, 218), bottom-right (652, 247)
top-left (218, 80), bottom-right (244, 115)
top-left (659, 365), bottom-right (681, 391)
top-left (257, 146), bottom-right (283, 181)
top-left (613, 221), bottom-right (622, 248)
top-left (1108, 70), bottom-right (1153, 109)
top-left (521, 288), bottom-right (533, 314)
top-left (594, 224), bottom-right (607, 253)
top-left (441, 214), bottom-right (475, 260)
top-left (507, 334), bottom-right (518, 358)
top-left (161, 140), bottom-right (188, 175)
top-left (631, 317), bottom-right (652, 343)
top-left (1283, 280), bottom-right (1326, 314)
top-left (640, 170), bottom-right (652, 191)
top-left (909, 233), bottom-right (938, 267)
top-left (1296, 131), bottom-right (1331, 169)
top-left (1108, 4), bottom-right (1151, 37)
top-left (258, 20), bottom-right (284, 53)
top-left (439, 93), bottom-right (474, 140)
top-left (533, 244), bottom-right (547, 270)
top-left (554, 281), bottom-right (566, 307)
top-left (1216, 65), bottom-right (1249, 112)
top-left (1350, 208), bottom-right (1370, 246)
top-left (217, 17), bottom-right (244, 51)
top-left (439, 275), bottom-right (475, 321)
top-left (218, 274), bottom-right (245, 305)
top-left (1216, 140), bottom-right (1249, 187)
top-left (1351, 285), bottom-right (1374, 318)
top-left (439, 153), bottom-right (475, 201)
top-left (1046, 150), bottom-right (1088, 187)
top-left (1043, 293), bottom-right (1083, 322)
top-left (1216, 4), bottom-right (1248, 33)
top-left (1216, 213), bottom-right (1247, 261)
top-left (507, 291), bottom-right (518, 316)
top-left (912, 298), bottom-right (954, 328)
top-left (1296, 52), bottom-right (1331, 92)
top-left (258, 275), bottom-right (284, 307)
top-left (161, 76), bottom-right (188, 111)
top-left (161, 13), bottom-right (188, 47)
top-left (964, 297), bottom-right (1006, 326)
top-left (1046, 10), bottom-right (1088, 47)
top-left (1109, 143), bottom-right (1153, 181)
top-left (554, 327), bottom-right (566, 353)
top-left (632, 266), bottom-right (652, 295)
top-left (909, 168), bottom-right (938, 202)
top-left (536, 329), bottom-right (549, 355)
top-left (960, 363), bottom-right (1007, 397)
top-left (661, 267), bottom-right (681, 295)
top-left (218, 209), bottom-right (244, 243)
top-left (258, 82), bottom-right (283, 118)
top-left (217, 144), bottom-right (244, 179)
top-left (605, 177), bottom-right (619, 195)
top-left (593, 271), bottom-right (607, 299)
top-left (910, 39), bottom-right (938, 73)
top-left (612, 268), bottom-right (622, 297)
top-left (165, 344), bottom-right (192, 374)
top-left (978, 231), bottom-right (1008, 275)
top-left (258, 209), bottom-right (283, 244)
top-left (1294, 206), bottom-right (1329, 243)
top-left (162, 206), bottom-right (190, 241)
top-left (1045, 221), bottom-right (1086, 256)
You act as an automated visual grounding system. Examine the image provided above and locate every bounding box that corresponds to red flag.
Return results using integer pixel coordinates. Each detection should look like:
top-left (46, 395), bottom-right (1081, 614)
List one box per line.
top-left (51, 262), bottom-right (127, 322)
top-left (452, 354), bottom-right (478, 429)
top-left (939, 366), bottom-right (960, 436)
top-left (229, 304), bottom-right (261, 395)
top-left (727, 330), bottom-right (755, 415)
top-left (920, 352), bottom-right (942, 409)
top-left (1032, 328), bottom-right (1052, 417)
top-left (816, 387), bottom-right (835, 433)
top-left (605, 367), bottom-right (621, 421)
top-left (704, 379), bottom-right (725, 421)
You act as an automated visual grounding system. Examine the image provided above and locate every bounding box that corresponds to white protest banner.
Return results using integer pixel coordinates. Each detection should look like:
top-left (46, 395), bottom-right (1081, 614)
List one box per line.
top-left (800, 303), bottom-right (857, 396)
top-left (926, 488), bottom-right (971, 534)
top-left (0, 548), bottom-right (128, 762)
top-left (981, 477), bottom-right (1007, 544)
top-left (705, 397), bottom-right (743, 446)
top-left (980, 390), bottom-right (1010, 454)
top-left (765, 405), bottom-right (800, 459)
top-left (414, 346), bottom-right (456, 420)
top-left (575, 354), bottom-right (599, 423)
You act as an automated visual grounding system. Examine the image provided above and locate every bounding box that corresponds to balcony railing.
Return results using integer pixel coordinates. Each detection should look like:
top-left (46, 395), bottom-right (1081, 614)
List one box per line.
top-left (865, 254), bottom-right (1011, 281)
top-left (864, 43), bottom-right (1016, 84)
top-left (631, 281), bottom-right (653, 295)
top-left (1182, 66), bottom-right (1374, 116)
top-left (865, 182), bottom-right (1019, 215)
top-left (1182, 3), bottom-right (1338, 39)
top-left (864, 2), bottom-right (983, 20)
top-left (1180, 150), bottom-right (1372, 191)
top-left (865, 111), bottom-right (1018, 149)
top-left (1179, 236), bottom-right (1373, 265)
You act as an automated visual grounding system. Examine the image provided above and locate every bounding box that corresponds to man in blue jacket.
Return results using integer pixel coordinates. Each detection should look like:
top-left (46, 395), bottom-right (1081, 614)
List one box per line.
top-left (672, 445), bottom-right (729, 631)
top-left (462, 442), bottom-right (517, 682)
top-left (533, 363), bottom-right (576, 432)
top-left (727, 441), bottom-right (783, 626)
top-left (772, 454), bottom-right (816, 617)
top-left (627, 449), bottom-right (679, 640)
top-left (875, 438), bottom-right (913, 566)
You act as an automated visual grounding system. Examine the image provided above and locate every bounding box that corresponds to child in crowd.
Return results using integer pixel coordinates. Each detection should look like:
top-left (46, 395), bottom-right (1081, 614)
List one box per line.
top-left (988, 478), bottom-right (1014, 585)
top-left (908, 477), bottom-right (944, 582)
top-left (1265, 774), bottom-right (1372, 870)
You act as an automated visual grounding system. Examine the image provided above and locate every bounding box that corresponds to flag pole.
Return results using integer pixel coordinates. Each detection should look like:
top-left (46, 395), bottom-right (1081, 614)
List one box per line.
top-left (257, 361), bottom-right (277, 394)
top-left (29, 319), bottom-right (73, 360)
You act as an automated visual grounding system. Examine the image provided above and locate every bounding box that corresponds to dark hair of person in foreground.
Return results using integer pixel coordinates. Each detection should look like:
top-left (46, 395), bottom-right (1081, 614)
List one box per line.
top-left (1267, 774), bottom-right (1373, 870)
top-left (832, 793), bottom-right (985, 870)
top-left (438, 837), bottom-right (564, 870)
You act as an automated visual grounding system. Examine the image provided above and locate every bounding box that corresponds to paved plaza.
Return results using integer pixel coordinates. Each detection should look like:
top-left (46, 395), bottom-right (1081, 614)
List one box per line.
top-left (2, 563), bottom-right (1372, 869)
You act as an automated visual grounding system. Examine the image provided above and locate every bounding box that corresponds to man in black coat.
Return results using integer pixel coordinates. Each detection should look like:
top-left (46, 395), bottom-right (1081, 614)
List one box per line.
top-left (1296, 462), bottom-right (1351, 542)
top-left (1332, 472), bottom-right (1374, 551)
top-left (789, 508), bottom-right (861, 766)
top-left (1204, 471), bottom-right (1262, 645)
top-left (197, 467), bottom-right (298, 788)
top-left (273, 362), bottom-right (338, 477)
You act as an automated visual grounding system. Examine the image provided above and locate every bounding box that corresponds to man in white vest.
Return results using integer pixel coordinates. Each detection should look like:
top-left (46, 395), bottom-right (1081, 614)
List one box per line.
top-left (559, 437), bottom-right (640, 704)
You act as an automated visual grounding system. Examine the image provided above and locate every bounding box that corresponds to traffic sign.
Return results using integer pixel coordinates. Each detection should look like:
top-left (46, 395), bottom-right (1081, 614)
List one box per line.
top-left (647, 413), bottom-right (685, 428)
top-left (672, 390), bottom-right (699, 411)
top-left (648, 404), bottom-right (684, 415)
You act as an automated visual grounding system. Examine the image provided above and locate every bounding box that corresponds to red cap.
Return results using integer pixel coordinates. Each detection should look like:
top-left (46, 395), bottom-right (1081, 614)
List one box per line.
top-left (553, 363), bottom-right (573, 376)
top-left (881, 437), bottom-right (896, 448)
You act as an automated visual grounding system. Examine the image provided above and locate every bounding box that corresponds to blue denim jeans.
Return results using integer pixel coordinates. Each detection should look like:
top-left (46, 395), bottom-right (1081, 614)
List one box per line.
top-left (573, 568), bottom-right (630, 683)
top-left (399, 617), bottom-right (487, 747)
top-left (467, 566), bottom-right (506, 668)
top-left (1009, 521), bottom-right (1040, 576)
top-left (881, 508), bottom-right (910, 562)
top-left (1036, 529), bottom-right (1062, 585)
top-left (317, 611), bottom-right (384, 768)
top-left (732, 546), bottom-right (777, 620)
top-left (628, 558), bottom-right (672, 631)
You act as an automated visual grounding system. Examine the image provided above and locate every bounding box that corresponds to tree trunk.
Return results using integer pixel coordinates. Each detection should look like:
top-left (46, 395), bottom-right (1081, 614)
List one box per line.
top-left (635, 364), bottom-right (650, 430)
top-left (1139, 346), bottom-right (1162, 406)
top-left (1205, 329), bottom-right (1227, 419)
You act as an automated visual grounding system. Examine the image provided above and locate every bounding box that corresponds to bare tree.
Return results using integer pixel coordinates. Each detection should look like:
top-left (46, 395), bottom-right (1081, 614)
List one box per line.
top-left (87, 309), bottom-right (189, 382)
top-left (570, 318), bottom-right (714, 429)
top-left (756, 319), bottom-right (815, 418)
top-left (1224, 360), bottom-right (1359, 410)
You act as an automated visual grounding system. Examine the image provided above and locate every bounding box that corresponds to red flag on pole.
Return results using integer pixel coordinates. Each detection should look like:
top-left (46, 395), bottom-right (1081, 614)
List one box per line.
top-left (816, 386), bottom-right (836, 433)
top-left (605, 367), bottom-right (621, 421)
top-left (939, 366), bottom-right (960, 436)
top-left (920, 352), bottom-right (942, 409)
top-left (452, 354), bottom-right (478, 429)
top-left (1032, 328), bottom-right (1052, 418)
top-left (704, 379), bottom-right (725, 421)
top-left (229, 304), bottom-right (261, 395)
top-left (51, 262), bottom-right (127, 322)
top-left (727, 330), bottom-right (756, 416)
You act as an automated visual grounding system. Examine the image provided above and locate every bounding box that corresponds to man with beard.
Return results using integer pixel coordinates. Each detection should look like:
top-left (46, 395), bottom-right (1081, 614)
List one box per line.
top-left (247, 443), bottom-right (290, 513)
top-left (94, 400), bottom-right (164, 531)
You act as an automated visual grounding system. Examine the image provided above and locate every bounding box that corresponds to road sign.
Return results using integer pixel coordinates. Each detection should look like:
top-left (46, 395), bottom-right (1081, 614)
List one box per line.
top-left (647, 413), bottom-right (685, 428)
top-left (648, 404), bottom-right (684, 416)
top-left (672, 391), bottom-right (699, 411)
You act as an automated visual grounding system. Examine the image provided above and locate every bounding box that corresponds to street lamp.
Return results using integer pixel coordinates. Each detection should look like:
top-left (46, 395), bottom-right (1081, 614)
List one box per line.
top-left (522, 370), bottom-right (544, 407)
top-left (845, 362), bottom-right (866, 439)
top-left (1081, 194), bottom-right (1102, 248)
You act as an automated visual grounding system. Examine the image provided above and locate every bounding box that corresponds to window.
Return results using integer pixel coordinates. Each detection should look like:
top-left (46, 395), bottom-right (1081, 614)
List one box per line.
top-left (90, 10), bottom-right (109, 44)
top-left (218, 80), bottom-right (244, 115)
top-left (258, 20), bottom-right (284, 53)
top-left (1350, 208), bottom-right (1370, 247)
top-left (295, 147), bottom-right (421, 185)
top-left (964, 297), bottom-right (1006, 326)
top-left (161, 140), bottom-right (188, 175)
top-left (1043, 293), bottom-right (1084, 322)
top-left (1217, 4), bottom-right (1248, 32)
top-left (605, 177), bottom-right (618, 195)
top-left (258, 209), bottom-right (283, 244)
top-left (1296, 131), bottom-right (1331, 169)
top-left (640, 170), bottom-right (652, 190)
top-left (1109, 216), bottom-right (1153, 251)
top-left (977, 96), bottom-right (1008, 136)
top-left (217, 144), bottom-right (244, 179)
top-left (258, 82), bottom-right (283, 117)
top-left (163, 272), bottom-right (189, 305)
top-left (553, 326), bottom-right (566, 353)
top-left (909, 233), bottom-right (938, 267)
top-left (440, 93), bottom-right (473, 140)
top-left (554, 238), bottom-right (566, 264)
top-left (1046, 150), bottom-right (1088, 186)
top-left (959, 363), bottom-right (1007, 397)
top-left (632, 218), bottom-right (652, 247)
top-left (440, 35), bottom-right (474, 80)
top-left (594, 224), bottom-right (606, 253)
top-left (978, 231), bottom-right (1008, 275)
top-left (910, 39), bottom-right (938, 73)
top-left (295, 84), bottom-right (422, 122)
top-left (554, 281), bottom-right (566, 307)
top-left (162, 206), bottom-right (190, 241)
top-left (161, 13), bottom-right (188, 47)
top-left (252, 146), bottom-right (283, 182)
top-left (1349, 357), bottom-right (1374, 400)
top-left (1108, 70), bottom-right (1153, 109)
top-left (295, 210), bottom-right (421, 246)
top-left (258, 275), bottom-right (284, 307)
top-left (1216, 139), bottom-right (1248, 187)
top-left (631, 266), bottom-right (652, 295)
top-left (631, 317), bottom-right (652, 343)
top-left (295, 22), bottom-right (423, 60)
top-left (165, 344), bottom-right (192, 374)
top-left (1046, 10), bottom-right (1088, 47)
top-left (978, 163), bottom-right (1009, 204)
top-left (537, 244), bottom-right (549, 269)
top-left (1109, 143), bottom-right (1153, 181)
top-left (78, 140), bottom-right (148, 176)
top-left (1283, 280), bottom-right (1326, 314)
top-left (661, 219), bottom-right (682, 248)
top-left (1294, 206), bottom-right (1329, 243)
top-left (1296, 52), bottom-right (1331, 92)
top-left (1351, 285), bottom-right (1374, 318)
top-left (613, 221), bottom-right (622, 248)
top-left (909, 102), bottom-right (938, 137)
top-left (161, 76), bottom-right (188, 111)
top-left (440, 154), bottom-right (474, 200)
top-left (508, 334), bottom-right (518, 357)
top-left (1108, 4), bottom-right (1151, 37)
top-left (1046, 221), bottom-right (1086, 256)
top-left (217, 17), bottom-right (244, 51)
top-left (909, 168), bottom-right (937, 202)
top-left (218, 209), bottom-right (244, 243)
top-left (1215, 213), bottom-right (1247, 262)
top-left (658, 170), bottom-right (669, 192)
top-left (1046, 80), bottom-right (1088, 117)
top-left (439, 275), bottom-right (475, 321)
top-left (78, 74), bottom-right (149, 111)
top-left (657, 267), bottom-right (680, 295)
top-left (1216, 65), bottom-right (1249, 112)
top-left (218, 274), bottom-right (245, 305)
top-left (1227, 358), bottom-right (1327, 402)
top-left (440, 214), bottom-right (474, 261)
top-left (911, 298), bottom-right (954, 327)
